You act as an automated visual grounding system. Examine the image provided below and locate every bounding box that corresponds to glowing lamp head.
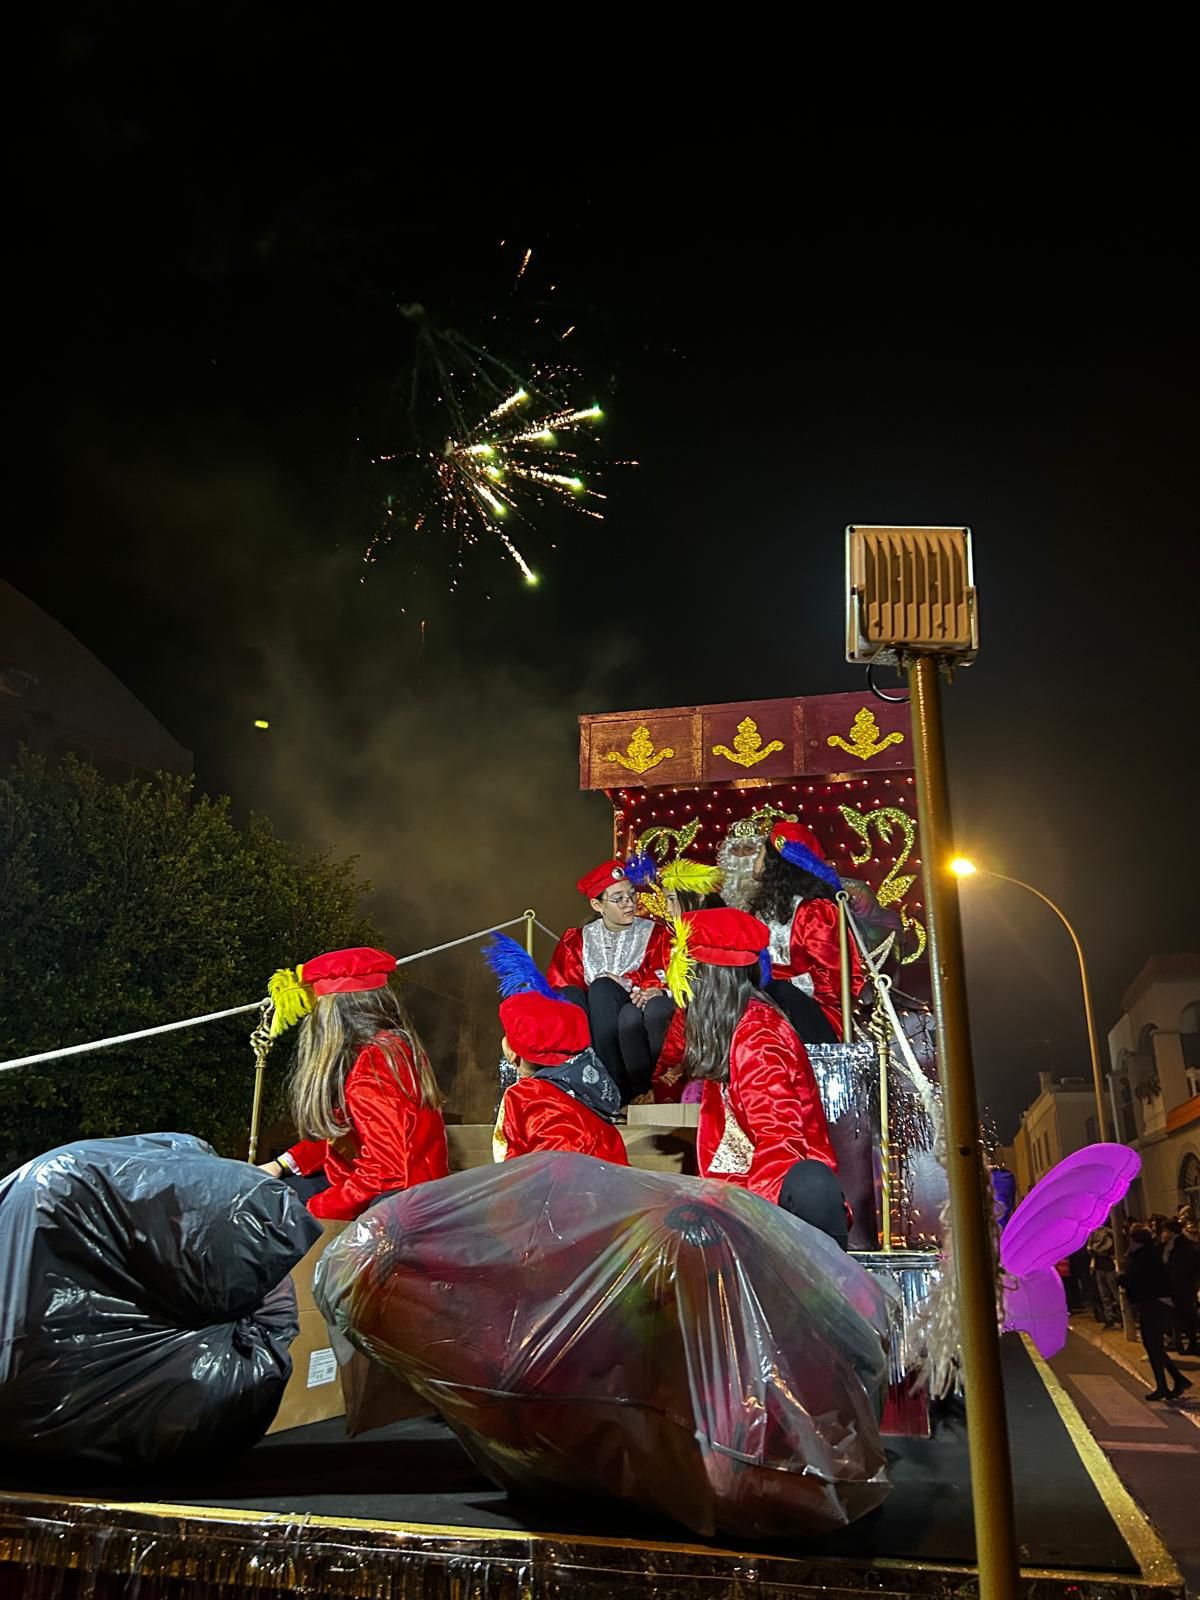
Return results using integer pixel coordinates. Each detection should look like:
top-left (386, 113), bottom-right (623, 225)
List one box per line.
top-left (253, 719), bottom-right (270, 730)
top-left (950, 856), bottom-right (978, 878)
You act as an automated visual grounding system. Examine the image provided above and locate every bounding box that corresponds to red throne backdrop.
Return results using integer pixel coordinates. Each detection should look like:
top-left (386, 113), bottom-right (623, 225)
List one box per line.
top-left (578, 691), bottom-right (928, 980)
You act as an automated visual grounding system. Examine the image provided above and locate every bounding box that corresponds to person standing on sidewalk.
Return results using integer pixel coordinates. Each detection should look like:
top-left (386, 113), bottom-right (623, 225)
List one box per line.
top-left (1088, 1222), bottom-right (1121, 1330)
top-left (1119, 1225), bottom-right (1192, 1403)
top-left (1162, 1218), bottom-right (1200, 1356)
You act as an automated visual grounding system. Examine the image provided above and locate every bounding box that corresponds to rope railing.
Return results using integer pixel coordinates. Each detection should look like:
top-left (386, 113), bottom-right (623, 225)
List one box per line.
top-left (0, 911), bottom-right (558, 1075)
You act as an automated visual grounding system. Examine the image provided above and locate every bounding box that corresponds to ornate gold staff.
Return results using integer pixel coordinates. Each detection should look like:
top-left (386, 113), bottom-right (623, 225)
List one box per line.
top-left (246, 998), bottom-right (274, 1165)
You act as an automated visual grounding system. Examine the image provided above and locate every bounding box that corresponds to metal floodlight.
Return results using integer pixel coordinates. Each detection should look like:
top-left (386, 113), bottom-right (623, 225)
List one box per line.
top-left (846, 525), bottom-right (979, 665)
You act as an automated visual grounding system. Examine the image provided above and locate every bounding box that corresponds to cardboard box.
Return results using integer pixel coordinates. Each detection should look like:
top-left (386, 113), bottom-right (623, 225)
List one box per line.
top-left (269, 1217), bottom-right (437, 1438)
top-left (268, 1221), bottom-right (348, 1434)
top-left (626, 1102), bottom-right (699, 1128)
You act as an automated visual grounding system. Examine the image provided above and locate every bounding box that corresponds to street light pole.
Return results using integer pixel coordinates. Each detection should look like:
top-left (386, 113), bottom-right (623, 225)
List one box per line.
top-left (951, 858), bottom-right (1135, 1337)
top-left (909, 659), bottom-right (1020, 1600)
top-left (955, 866), bottom-right (1107, 1141)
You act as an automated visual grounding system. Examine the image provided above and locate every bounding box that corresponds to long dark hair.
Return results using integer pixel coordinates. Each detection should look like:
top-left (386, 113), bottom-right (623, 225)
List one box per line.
top-left (753, 850), bottom-right (835, 925)
top-left (291, 984), bottom-right (441, 1139)
top-left (667, 887), bottom-right (724, 916)
top-left (682, 960), bottom-right (790, 1082)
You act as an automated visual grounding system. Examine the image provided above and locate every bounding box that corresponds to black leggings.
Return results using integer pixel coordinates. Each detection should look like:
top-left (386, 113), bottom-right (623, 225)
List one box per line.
top-left (763, 980), bottom-right (838, 1044)
top-left (617, 993), bottom-right (677, 1100)
top-left (279, 1168), bottom-right (331, 1205)
top-left (777, 1158), bottom-right (849, 1249)
top-left (1138, 1298), bottom-right (1184, 1392)
top-left (558, 978), bottom-right (633, 1102)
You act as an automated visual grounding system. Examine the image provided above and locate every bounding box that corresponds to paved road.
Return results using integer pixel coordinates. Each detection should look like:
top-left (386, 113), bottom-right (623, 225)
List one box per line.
top-left (1050, 1326), bottom-right (1200, 1596)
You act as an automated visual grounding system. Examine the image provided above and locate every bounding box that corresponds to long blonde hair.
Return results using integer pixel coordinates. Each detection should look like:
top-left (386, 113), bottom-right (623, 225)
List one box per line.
top-left (290, 984), bottom-right (442, 1140)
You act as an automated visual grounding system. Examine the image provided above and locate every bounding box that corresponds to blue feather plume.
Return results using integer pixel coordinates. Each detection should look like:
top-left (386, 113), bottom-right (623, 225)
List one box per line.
top-left (482, 933), bottom-right (557, 1000)
top-left (758, 949), bottom-right (773, 987)
top-left (623, 850), bottom-right (657, 889)
top-left (779, 840), bottom-right (842, 892)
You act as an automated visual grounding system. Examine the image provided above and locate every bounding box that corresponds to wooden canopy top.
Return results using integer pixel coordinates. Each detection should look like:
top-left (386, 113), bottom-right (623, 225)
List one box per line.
top-left (579, 691), bottom-right (913, 791)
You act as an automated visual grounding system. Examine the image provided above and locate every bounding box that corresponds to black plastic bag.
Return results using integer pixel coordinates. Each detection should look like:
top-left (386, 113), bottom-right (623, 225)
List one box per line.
top-left (0, 1131), bottom-right (321, 1469)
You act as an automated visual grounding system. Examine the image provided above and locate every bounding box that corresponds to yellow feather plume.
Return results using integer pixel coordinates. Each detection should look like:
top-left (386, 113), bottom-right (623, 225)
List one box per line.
top-left (268, 964), bottom-right (314, 1037)
top-left (665, 916), bottom-right (695, 1007)
top-left (660, 859), bottom-right (723, 897)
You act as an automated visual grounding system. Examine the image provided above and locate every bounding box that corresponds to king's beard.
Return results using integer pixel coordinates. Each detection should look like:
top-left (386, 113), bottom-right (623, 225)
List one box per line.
top-left (716, 838), bottom-right (761, 912)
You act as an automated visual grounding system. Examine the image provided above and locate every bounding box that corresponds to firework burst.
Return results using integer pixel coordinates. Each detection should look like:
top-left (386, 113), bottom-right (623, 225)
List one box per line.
top-left (364, 246), bottom-right (629, 591)
top-left (367, 371), bottom-right (610, 587)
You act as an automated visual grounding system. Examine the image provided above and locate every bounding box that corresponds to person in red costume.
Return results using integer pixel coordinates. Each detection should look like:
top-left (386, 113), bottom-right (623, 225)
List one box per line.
top-left (667, 907), bottom-right (848, 1247)
top-left (493, 989), bottom-right (629, 1165)
top-left (748, 821), bottom-right (863, 1043)
top-left (546, 859), bottom-right (668, 1103)
top-left (258, 946), bottom-right (449, 1220)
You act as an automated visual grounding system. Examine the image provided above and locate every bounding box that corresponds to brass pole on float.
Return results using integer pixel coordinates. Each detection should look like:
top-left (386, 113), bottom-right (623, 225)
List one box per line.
top-left (839, 891), bottom-right (893, 1250)
top-left (246, 999), bottom-right (273, 1165)
top-left (837, 899), bottom-right (854, 1043)
top-left (248, 1062), bottom-right (267, 1165)
top-left (523, 909), bottom-right (536, 957)
top-left (908, 654), bottom-right (1019, 1600)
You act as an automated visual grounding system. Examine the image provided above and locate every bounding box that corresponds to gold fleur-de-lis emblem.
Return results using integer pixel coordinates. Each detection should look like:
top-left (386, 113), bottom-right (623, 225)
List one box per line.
top-left (827, 707), bottom-right (905, 762)
top-left (712, 716), bottom-right (785, 769)
top-left (604, 725), bottom-right (674, 775)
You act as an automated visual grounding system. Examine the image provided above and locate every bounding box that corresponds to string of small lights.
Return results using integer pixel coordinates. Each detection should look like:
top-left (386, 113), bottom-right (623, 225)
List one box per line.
top-left (611, 774), bottom-right (927, 964)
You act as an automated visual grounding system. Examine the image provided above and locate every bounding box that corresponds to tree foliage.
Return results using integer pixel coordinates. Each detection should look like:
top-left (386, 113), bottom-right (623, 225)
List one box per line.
top-left (0, 753), bottom-right (379, 1170)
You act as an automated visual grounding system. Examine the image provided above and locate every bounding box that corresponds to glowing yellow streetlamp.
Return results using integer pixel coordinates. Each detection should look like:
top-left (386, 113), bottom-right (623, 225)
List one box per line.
top-left (954, 853), bottom-right (1135, 1336)
top-left (949, 856), bottom-right (1106, 1141)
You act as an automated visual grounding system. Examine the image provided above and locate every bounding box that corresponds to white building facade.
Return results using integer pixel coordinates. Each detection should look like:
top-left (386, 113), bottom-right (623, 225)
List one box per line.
top-left (1105, 954), bottom-right (1200, 1221)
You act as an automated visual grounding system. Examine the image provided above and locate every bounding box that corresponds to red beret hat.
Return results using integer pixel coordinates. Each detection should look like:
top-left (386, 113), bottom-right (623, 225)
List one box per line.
top-left (500, 992), bottom-right (591, 1066)
top-left (769, 821), bottom-right (827, 861)
top-left (301, 947), bottom-right (397, 996)
top-left (682, 908), bottom-right (770, 967)
top-left (576, 859), bottom-right (628, 900)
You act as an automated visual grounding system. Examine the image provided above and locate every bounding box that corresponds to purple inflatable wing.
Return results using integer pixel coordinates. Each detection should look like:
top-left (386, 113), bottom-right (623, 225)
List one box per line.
top-left (999, 1144), bottom-right (1140, 1358)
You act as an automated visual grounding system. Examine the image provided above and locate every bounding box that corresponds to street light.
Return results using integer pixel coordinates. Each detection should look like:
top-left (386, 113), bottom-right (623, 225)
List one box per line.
top-left (952, 855), bottom-right (1135, 1338)
top-left (949, 856), bottom-right (1106, 1141)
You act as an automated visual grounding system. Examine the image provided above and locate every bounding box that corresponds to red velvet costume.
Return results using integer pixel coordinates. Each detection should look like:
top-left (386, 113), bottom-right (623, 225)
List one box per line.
top-left (493, 989), bottom-right (628, 1166)
top-left (770, 898), bottom-right (864, 1036)
top-left (696, 998), bottom-right (837, 1205)
top-left (286, 1037), bottom-right (449, 1220)
top-left (546, 920), bottom-right (669, 992)
top-left (495, 1076), bottom-right (629, 1165)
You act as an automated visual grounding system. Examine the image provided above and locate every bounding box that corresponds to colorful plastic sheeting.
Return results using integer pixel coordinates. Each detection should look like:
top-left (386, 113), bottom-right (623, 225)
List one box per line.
top-left (1001, 1143), bottom-right (1141, 1358)
top-left (316, 1152), bottom-right (894, 1539)
top-left (0, 1132), bottom-right (320, 1469)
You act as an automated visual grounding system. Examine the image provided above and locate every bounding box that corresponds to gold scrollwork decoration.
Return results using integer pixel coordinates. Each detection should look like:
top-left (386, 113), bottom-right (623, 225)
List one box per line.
top-left (712, 716), bottom-right (785, 769)
top-left (637, 820), bottom-right (701, 863)
top-left (839, 803), bottom-right (927, 962)
top-left (827, 707), bottom-right (905, 762)
top-left (604, 725), bottom-right (674, 776)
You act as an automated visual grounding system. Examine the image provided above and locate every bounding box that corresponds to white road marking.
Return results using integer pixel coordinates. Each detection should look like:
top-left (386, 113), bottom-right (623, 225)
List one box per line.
top-left (1068, 1374), bottom-right (1169, 1429)
top-left (1068, 1324), bottom-right (1200, 1432)
top-left (1096, 1441), bottom-right (1197, 1454)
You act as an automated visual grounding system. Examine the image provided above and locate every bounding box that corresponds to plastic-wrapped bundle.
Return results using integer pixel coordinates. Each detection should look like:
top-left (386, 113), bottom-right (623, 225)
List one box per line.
top-left (0, 1132), bottom-right (321, 1469)
top-left (317, 1152), bottom-right (893, 1538)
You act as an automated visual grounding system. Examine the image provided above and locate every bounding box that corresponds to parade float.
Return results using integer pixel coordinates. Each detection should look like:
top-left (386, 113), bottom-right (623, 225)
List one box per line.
top-left (0, 682), bottom-right (1183, 1600)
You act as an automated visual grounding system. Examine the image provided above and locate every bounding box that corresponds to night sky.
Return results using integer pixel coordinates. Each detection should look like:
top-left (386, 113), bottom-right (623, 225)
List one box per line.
top-left (10, 28), bottom-right (1198, 1136)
